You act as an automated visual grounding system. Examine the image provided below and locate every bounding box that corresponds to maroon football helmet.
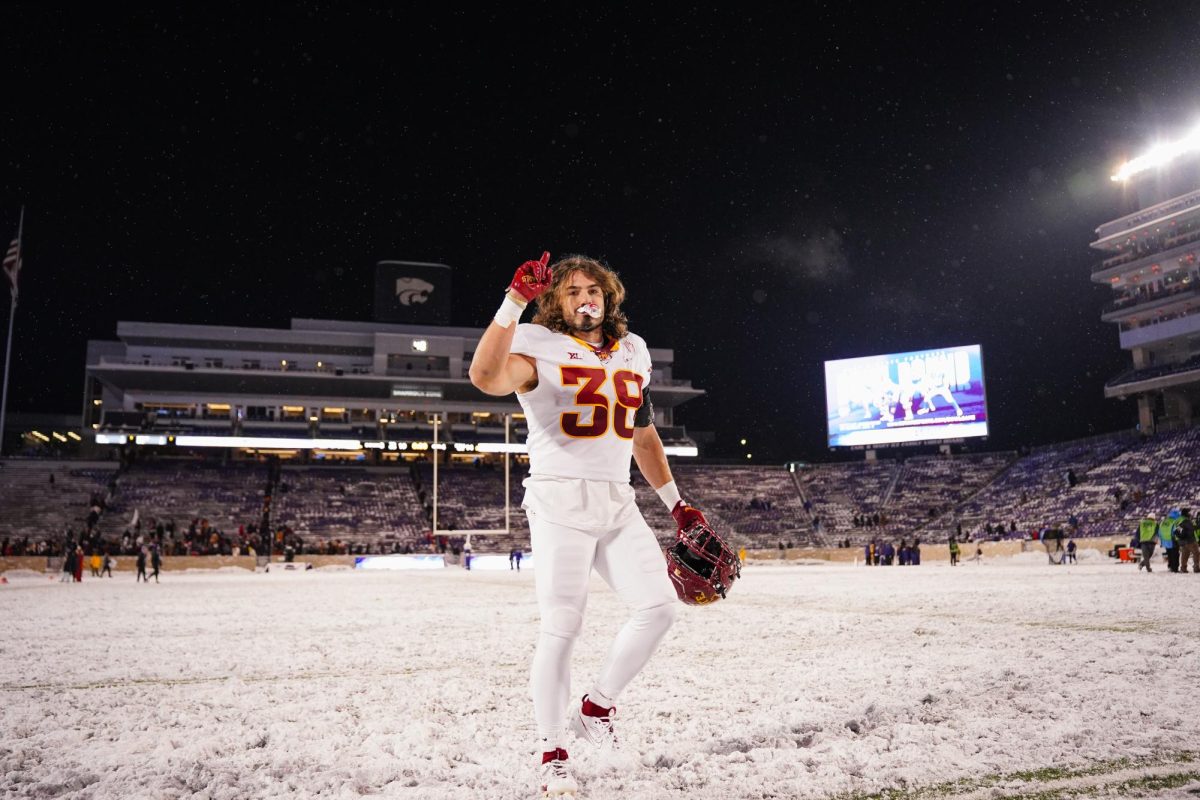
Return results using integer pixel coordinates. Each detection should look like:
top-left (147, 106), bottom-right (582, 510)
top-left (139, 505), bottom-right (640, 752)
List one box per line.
top-left (665, 520), bottom-right (741, 605)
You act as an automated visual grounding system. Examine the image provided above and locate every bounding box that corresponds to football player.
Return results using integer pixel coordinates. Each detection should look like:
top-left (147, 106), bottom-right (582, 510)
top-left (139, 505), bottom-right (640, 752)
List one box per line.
top-left (915, 370), bottom-right (963, 417)
top-left (470, 251), bottom-right (709, 798)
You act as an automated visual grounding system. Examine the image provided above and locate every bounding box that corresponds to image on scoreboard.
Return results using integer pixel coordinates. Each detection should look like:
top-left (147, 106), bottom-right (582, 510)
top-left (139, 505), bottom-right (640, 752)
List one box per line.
top-left (824, 344), bottom-right (988, 448)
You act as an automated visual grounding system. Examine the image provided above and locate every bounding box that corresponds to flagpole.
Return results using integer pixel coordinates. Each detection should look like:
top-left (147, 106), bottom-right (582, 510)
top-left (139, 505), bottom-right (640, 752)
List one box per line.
top-left (0, 206), bottom-right (24, 457)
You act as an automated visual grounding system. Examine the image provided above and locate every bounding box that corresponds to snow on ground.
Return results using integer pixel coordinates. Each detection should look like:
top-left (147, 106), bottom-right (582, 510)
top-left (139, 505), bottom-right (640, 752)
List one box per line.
top-left (3, 553), bottom-right (1199, 799)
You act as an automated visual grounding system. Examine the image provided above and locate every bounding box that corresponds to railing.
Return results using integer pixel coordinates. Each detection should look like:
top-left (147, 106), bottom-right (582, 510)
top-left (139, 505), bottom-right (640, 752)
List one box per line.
top-left (1098, 249), bottom-right (1145, 271)
top-left (1101, 279), bottom-right (1199, 315)
top-left (1164, 228), bottom-right (1200, 250)
top-left (1105, 355), bottom-right (1200, 389)
top-left (1093, 235), bottom-right (1200, 276)
top-left (96, 357), bottom-right (375, 375)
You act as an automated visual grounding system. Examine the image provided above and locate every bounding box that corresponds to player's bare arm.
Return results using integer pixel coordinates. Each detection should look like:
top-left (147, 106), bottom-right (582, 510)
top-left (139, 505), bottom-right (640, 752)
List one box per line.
top-left (631, 423), bottom-right (673, 490)
top-left (468, 251), bottom-right (552, 396)
top-left (470, 321), bottom-right (537, 395)
top-left (631, 399), bottom-right (711, 536)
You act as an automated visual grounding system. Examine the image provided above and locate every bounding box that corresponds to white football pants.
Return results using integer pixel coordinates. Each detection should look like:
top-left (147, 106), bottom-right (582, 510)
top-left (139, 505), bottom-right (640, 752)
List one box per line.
top-left (528, 507), bottom-right (678, 747)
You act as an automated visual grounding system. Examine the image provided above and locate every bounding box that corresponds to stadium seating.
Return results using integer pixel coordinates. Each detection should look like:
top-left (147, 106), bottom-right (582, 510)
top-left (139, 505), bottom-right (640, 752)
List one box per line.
top-left (96, 460), bottom-right (264, 537)
top-left (274, 466), bottom-right (427, 544)
top-left (0, 460), bottom-right (117, 539)
top-left (413, 463), bottom-right (528, 544)
top-left (952, 431), bottom-right (1137, 539)
top-left (6, 425), bottom-right (1200, 556)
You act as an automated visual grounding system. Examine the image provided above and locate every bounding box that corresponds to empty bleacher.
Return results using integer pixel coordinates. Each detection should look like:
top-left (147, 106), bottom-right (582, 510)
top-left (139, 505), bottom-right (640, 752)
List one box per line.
top-left (274, 466), bottom-right (427, 544)
top-left (0, 460), bottom-right (117, 539)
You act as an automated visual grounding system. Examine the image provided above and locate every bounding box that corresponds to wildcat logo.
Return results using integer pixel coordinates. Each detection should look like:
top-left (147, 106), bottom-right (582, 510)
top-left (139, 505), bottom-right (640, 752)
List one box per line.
top-left (395, 278), bottom-right (435, 306)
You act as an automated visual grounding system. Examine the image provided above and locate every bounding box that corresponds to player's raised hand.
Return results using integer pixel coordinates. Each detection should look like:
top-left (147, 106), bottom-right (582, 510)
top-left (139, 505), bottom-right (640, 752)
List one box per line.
top-left (507, 251), bottom-right (552, 306)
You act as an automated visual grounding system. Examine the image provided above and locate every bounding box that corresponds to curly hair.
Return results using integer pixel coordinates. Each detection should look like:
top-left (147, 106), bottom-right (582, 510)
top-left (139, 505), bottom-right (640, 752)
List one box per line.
top-left (531, 254), bottom-right (630, 341)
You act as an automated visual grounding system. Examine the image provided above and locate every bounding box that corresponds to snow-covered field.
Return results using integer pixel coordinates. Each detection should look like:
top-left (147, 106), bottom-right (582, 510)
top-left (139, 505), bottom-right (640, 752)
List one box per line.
top-left (3, 552), bottom-right (1199, 799)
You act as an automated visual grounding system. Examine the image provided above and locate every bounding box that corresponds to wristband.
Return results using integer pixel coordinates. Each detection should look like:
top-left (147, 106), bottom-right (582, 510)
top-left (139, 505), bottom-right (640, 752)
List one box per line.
top-left (656, 480), bottom-right (683, 513)
top-left (493, 294), bottom-right (527, 328)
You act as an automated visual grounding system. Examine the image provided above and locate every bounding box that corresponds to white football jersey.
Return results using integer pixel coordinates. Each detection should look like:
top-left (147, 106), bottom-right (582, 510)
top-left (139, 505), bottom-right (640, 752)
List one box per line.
top-left (511, 323), bottom-right (652, 484)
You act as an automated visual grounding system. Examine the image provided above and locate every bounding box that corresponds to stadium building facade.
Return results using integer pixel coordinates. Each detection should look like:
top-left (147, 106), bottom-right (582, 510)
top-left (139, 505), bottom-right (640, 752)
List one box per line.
top-left (1093, 145), bottom-right (1200, 433)
top-left (82, 318), bottom-right (703, 461)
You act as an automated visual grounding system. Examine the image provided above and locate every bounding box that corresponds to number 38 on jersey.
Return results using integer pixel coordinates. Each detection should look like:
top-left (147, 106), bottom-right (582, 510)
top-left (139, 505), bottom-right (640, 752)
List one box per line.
top-left (559, 366), bottom-right (644, 439)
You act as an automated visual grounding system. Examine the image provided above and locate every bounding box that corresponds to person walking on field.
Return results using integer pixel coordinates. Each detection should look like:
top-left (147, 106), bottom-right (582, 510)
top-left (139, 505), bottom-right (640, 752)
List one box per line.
top-left (1138, 513), bottom-right (1159, 573)
top-left (948, 535), bottom-right (960, 566)
top-left (1177, 509), bottom-right (1199, 573)
top-left (1160, 509), bottom-right (1182, 573)
top-left (61, 548), bottom-right (75, 582)
top-left (148, 546), bottom-right (162, 583)
top-left (136, 547), bottom-right (148, 582)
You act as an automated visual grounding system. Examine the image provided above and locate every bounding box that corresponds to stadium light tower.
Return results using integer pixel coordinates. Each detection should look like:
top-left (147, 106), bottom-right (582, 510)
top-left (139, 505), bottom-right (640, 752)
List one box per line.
top-left (1111, 122), bottom-right (1200, 182)
top-left (1092, 116), bottom-right (1200, 435)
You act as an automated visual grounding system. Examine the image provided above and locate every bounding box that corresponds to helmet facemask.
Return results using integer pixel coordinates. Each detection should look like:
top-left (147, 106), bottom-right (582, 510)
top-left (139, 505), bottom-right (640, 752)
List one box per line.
top-left (666, 522), bottom-right (741, 605)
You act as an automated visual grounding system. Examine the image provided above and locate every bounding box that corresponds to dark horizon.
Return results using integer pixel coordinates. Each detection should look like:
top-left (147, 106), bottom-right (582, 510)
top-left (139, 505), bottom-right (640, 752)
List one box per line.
top-left (1, 4), bottom-right (1197, 461)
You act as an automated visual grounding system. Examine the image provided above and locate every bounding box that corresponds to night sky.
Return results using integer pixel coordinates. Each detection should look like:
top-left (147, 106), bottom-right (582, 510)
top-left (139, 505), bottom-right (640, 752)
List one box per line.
top-left (2, 4), bottom-right (1197, 461)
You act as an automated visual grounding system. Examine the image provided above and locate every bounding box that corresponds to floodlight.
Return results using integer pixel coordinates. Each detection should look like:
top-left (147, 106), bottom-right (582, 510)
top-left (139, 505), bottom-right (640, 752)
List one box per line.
top-left (1112, 123), bottom-right (1200, 181)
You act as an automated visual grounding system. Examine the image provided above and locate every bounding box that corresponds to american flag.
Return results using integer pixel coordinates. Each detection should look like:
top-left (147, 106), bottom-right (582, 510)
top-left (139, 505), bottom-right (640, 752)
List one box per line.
top-left (2, 229), bottom-right (18, 300)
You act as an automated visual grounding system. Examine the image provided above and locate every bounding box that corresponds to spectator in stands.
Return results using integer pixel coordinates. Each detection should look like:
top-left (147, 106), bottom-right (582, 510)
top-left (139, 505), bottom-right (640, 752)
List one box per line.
top-left (948, 535), bottom-right (960, 566)
top-left (1177, 509), bottom-right (1199, 574)
top-left (136, 547), bottom-right (148, 582)
top-left (1138, 513), bottom-right (1159, 573)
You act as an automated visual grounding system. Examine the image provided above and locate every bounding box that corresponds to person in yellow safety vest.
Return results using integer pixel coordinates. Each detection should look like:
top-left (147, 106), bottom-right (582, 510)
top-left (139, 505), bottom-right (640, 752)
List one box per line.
top-left (1138, 512), bottom-right (1159, 573)
top-left (1160, 509), bottom-right (1182, 573)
